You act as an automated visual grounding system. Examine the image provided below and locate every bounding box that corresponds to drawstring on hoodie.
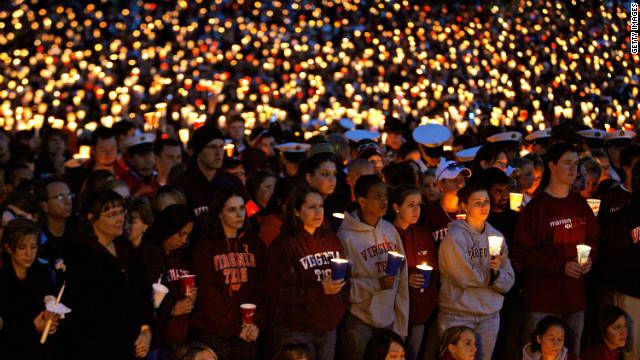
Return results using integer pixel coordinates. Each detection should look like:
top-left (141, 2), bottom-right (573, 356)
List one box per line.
top-left (225, 231), bottom-right (247, 296)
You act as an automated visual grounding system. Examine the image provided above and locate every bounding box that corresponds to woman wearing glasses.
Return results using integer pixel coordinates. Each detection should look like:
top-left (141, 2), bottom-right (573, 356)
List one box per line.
top-left (438, 182), bottom-right (515, 360)
top-left (64, 188), bottom-right (154, 360)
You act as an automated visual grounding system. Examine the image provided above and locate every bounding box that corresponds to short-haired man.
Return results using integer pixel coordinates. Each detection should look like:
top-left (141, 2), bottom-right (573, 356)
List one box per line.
top-left (419, 160), bottom-right (471, 245)
top-left (67, 126), bottom-right (129, 194)
top-left (154, 138), bottom-right (183, 185)
top-left (514, 142), bottom-right (600, 355)
top-left (346, 159), bottom-right (374, 203)
top-left (35, 177), bottom-right (76, 286)
top-left (598, 144), bottom-right (640, 232)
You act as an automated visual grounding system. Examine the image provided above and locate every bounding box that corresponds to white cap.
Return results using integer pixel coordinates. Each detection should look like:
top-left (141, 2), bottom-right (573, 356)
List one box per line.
top-left (435, 160), bottom-right (472, 181)
top-left (274, 142), bottom-right (311, 153)
top-left (120, 133), bottom-right (156, 151)
top-left (487, 131), bottom-right (522, 144)
top-left (604, 129), bottom-right (636, 142)
top-left (578, 129), bottom-right (606, 140)
top-left (455, 145), bottom-right (482, 163)
top-left (412, 124), bottom-right (451, 147)
top-left (338, 118), bottom-right (356, 130)
top-left (525, 129), bottom-right (551, 142)
top-left (345, 129), bottom-right (380, 142)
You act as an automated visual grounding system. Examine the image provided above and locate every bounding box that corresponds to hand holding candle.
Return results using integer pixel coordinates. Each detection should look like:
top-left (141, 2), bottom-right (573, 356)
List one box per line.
top-left (509, 193), bottom-right (523, 211)
top-left (330, 258), bottom-right (348, 281)
top-left (576, 245), bottom-right (591, 265)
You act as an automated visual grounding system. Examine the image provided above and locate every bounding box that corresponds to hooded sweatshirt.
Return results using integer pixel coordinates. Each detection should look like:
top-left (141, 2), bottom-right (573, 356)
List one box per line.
top-left (438, 220), bottom-right (515, 316)
top-left (337, 210), bottom-right (410, 337)
top-left (522, 344), bottom-right (578, 360)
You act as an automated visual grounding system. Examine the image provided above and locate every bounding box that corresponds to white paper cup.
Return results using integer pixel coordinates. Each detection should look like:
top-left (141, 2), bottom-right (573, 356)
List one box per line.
top-left (152, 283), bottom-right (169, 308)
top-left (509, 193), bottom-right (523, 211)
top-left (488, 236), bottom-right (503, 256)
top-left (576, 244), bottom-right (591, 264)
top-left (586, 199), bottom-right (601, 216)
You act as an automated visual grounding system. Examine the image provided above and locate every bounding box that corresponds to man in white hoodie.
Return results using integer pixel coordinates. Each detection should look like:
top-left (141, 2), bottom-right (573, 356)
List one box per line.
top-left (337, 175), bottom-right (410, 360)
top-left (439, 182), bottom-right (515, 360)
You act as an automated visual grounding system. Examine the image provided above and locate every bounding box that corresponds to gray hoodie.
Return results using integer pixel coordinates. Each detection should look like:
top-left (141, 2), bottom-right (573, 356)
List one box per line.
top-left (438, 219), bottom-right (515, 316)
top-left (337, 210), bottom-right (410, 337)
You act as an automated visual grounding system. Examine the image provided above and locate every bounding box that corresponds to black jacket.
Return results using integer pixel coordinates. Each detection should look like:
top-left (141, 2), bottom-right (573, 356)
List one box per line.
top-left (608, 195), bottom-right (640, 298)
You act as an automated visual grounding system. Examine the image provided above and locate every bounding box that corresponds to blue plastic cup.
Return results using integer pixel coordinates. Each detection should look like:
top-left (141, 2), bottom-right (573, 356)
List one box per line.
top-left (331, 258), bottom-right (349, 281)
top-left (416, 264), bottom-right (433, 291)
top-left (385, 251), bottom-right (405, 276)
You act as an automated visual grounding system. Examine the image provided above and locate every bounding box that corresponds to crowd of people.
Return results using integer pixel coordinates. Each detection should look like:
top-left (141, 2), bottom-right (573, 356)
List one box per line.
top-left (0, 0), bottom-right (639, 359)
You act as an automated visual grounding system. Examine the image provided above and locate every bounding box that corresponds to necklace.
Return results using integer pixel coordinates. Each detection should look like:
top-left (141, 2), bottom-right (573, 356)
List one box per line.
top-left (441, 204), bottom-right (457, 221)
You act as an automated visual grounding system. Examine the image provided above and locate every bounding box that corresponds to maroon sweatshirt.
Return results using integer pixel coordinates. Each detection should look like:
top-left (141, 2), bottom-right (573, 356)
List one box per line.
top-left (419, 204), bottom-right (457, 245)
top-left (191, 231), bottom-right (267, 338)
top-left (395, 224), bottom-right (439, 327)
top-left (266, 228), bottom-right (348, 333)
top-left (513, 191), bottom-right (600, 313)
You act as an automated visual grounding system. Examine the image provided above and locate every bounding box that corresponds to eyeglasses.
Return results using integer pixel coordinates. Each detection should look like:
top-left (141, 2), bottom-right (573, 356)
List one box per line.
top-left (101, 209), bottom-right (127, 219)
top-left (49, 193), bottom-right (76, 201)
top-left (446, 162), bottom-right (464, 170)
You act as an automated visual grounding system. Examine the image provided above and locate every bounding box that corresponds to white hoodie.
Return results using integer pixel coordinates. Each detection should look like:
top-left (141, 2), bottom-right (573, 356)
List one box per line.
top-left (522, 344), bottom-right (570, 360)
top-left (439, 219), bottom-right (515, 316)
top-left (337, 210), bottom-right (410, 337)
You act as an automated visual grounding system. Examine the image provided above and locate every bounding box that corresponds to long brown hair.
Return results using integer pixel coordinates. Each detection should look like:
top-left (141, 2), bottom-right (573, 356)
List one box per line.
top-left (281, 185), bottom-right (324, 237)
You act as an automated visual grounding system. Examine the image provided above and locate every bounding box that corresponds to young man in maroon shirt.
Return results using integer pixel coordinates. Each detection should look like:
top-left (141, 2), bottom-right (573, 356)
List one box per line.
top-left (514, 142), bottom-right (600, 355)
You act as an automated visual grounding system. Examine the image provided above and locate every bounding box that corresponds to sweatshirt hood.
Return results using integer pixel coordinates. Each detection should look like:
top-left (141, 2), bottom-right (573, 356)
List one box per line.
top-left (522, 345), bottom-right (568, 360)
top-left (340, 210), bottom-right (380, 232)
top-left (448, 218), bottom-right (484, 235)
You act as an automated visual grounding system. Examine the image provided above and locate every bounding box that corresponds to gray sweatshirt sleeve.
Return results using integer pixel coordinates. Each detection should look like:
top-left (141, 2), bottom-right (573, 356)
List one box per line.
top-left (439, 227), bottom-right (491, 289)
top-left (339, 235), bottom-right (381, 304)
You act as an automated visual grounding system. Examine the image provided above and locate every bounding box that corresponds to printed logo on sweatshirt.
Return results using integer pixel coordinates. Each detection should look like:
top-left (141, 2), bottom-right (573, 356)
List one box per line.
top-left (213, 252), bottom-right (257, 285)
top-left (468, 247), bottom-right (489, 260)
top-left (166, 269), bottom-right (190, 282)
top-left (194, 206), bottom-right (209, 217)
top-left (549, 218), bottom-right (574, 229)
top-left (432, 228), bottom-right (448, 242)
top-left (360, 241), bottom-right (398, 261)
top-left (632, 226), bottom-right (640, 244)
top-left (299, 251), bottom-right (341, 282)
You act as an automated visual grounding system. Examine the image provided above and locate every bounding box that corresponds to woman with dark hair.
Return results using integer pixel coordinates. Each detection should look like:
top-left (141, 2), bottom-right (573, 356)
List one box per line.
top-left (471, 143), bottom-right (508, 181)
top-left (267, 185), bottom-right (348, 360)
top-left (34, 128), bottom-right (71, 179)
top-left (246, 170), bottom-right (277, 214)
top-left (63, 188), bottom-right (154, 360)
top-left (438, 326), bottom-right (476, 360)
top-left (191, 187), bottom-right (267, 360)
top-left (582, 305), bottom-right (627, 360)
top-left (438, 182), bottom-right (514, 360)
top-left (337, 174), bottom-right (409, 359)
top-left (362, 329), bottom-right (406, 360)
top-left (388, 184), bottom-right (439, 360)
top-left (299, 150), bottom-right (339, 215)
top-left (257, 176), bottom-right (302, 248)
top-left (2, 191), bottom-right (40, 228)
top-left (124, 197), bottom-right (154, 249)
top-left (173, 343), bottom-right (218, 360)
top-left (137, 204), bottom-right (196, 360)
top-left (0, 219), bottom-right (60, 360)
top-left (523, 316), bottom-right (579, 360)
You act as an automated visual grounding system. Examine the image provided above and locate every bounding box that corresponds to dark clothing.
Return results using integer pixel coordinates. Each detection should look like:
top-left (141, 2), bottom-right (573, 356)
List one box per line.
top-left (598, 184), bottom-right (632, 234)
top-left (487, 209), bottom-right (519, 250)
top-left (65, 159), bottom-right (130, 195)
top-left (395, 224), bottom-right (439, 327)
top-left (120, 170), bottom-right (162, 198)
top-left (0, 261), bottom-right (56, 360)
top-left (581, 343), bottom-right (623, 360)
top-left (513, 191), bottom-right (600, 313)
top-left (608, 196), bottom-right (640, 298)
top-left (137, 243), bottom-right (191, 345)
top-left (191, 231), bottom-right (267, 339)
top-left (172, 160), bottom-right (248, 217)
top-left (419, 203), bottom-right (457, 246)
top-left (267, 228), bottom-right (348, 333)
top-left (63, 234), bottom-right (153, 360)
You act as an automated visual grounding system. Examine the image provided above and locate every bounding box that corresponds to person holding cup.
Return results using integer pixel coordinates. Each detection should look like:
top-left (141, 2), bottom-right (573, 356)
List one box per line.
top-left (514, 142), bottom-right (600, 355)
top-left (266, 185), bottom-right (348, 360)
top-left (438, 182), bottom-right (515, 360)
top-left (387, 184), bottom-right (439, 360)
top-left (337, 175), bottom-right (409, 360)
top-left (0, 219), bottom-right (61, 360)
top-left (191, 187), bottom-right (267, 360)
top-left (137, 204), bottom-right (196, 360)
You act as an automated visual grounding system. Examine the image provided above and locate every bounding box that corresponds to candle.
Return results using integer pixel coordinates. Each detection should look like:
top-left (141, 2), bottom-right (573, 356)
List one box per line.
top-left (488, 236), bottom-right (503, 257)
top-left (330, 258), bottom-right (349, 281)
top-left (416, 263), bottom-right (433, 292)
top-left (224, 143), bottom-right (235, 157)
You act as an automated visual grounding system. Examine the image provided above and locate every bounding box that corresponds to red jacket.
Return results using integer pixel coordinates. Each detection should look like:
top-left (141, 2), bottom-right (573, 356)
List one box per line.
top-left (257, 214), bottom-right (283, 249)
top-left (191, 231), bottom-right (267, 338)
top-left (513, 191), bottom-right (600, 313)
top-left (582, 343), bottom-right (623, 360)
top-left (395, 224), bottom-right (439, 326)
top-left (266, 228), bottom-right (348, 333)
